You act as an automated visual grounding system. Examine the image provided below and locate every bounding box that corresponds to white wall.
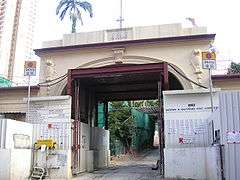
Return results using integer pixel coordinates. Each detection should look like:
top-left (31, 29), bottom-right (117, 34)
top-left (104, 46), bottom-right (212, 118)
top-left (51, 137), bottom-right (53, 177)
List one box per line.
top-left (164, 147), bottom-right (221, 180)
top-left (163, 89), bottom-right (221, 180)
top-left (0, 119), bottom-right (33, 180)
top-left (90, 127), bottom-right (110, 169)
top-left (164, 89), bottom-right (219, 121)
top-left (218, 91), bottom-right (240, 180)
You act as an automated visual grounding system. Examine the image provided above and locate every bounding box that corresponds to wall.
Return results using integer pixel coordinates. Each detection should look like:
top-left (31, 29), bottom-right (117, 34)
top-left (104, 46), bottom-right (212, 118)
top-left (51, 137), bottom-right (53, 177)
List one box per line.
top-left (164, 146), bottom-right (221, 180)
top-left (0, 149), bottom-right (32, 180)
top-left (218, 91), bottom-right (240, 180)
top-left (163, 89), bottom-right (221, 180)
top-left (36, 24), bottom-right (214, 96)
top-left (27, 96), bottom-right (72, 179)
top-left (0, 119), bottom-right (32, 149)
top-left (90, 127), bottom-right (110, 169)
top-left (0, 119), bottom-right (33, 180)
top-left (165, 118), bottom-right (213, 148)
top-left (163, 89), bottom-right (219, 121)
top-left (213, 80), bottom-right (240, 90)
top-left (0, 86), bottom-right (39, 115)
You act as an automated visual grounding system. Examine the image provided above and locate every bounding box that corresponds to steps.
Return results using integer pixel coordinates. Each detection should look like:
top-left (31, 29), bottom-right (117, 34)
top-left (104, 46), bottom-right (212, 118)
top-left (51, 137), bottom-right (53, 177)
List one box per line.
top-left (30, 166), bottom-right (45, 180)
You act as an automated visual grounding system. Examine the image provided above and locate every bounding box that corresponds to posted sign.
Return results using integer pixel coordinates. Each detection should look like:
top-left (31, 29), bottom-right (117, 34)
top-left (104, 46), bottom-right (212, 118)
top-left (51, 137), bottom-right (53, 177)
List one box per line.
top-left (202, 52), bottom-right (216, 69)
top-left (24, 61), bottom-right (36, 76)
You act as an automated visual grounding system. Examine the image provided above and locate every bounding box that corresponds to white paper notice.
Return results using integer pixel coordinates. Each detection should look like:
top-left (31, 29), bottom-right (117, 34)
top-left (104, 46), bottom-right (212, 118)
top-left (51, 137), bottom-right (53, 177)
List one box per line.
top-left (227, 131), bottom-right (240, 144)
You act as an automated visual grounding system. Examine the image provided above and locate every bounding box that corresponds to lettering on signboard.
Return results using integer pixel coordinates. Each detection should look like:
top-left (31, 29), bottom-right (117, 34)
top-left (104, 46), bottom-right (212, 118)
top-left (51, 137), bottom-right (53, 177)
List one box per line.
top-left (166, 106), bottom-right (218, 113)
top-left (107, 28), bottom-right (133, 41)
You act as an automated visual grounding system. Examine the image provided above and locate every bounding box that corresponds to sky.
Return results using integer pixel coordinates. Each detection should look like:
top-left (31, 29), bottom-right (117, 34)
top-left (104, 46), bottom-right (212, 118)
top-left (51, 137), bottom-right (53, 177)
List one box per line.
top-left (35, 0), bottom-right (240, 72)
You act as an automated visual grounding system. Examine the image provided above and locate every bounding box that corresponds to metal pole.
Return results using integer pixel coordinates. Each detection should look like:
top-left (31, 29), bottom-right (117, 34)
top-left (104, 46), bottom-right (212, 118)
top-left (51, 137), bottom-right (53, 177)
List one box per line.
top-left (120, 0), bottom-right (123, 29)
top-left (209, 68), bottom-right (214, 112)
top-left (158, 80), bottom-right (164, 177)
top-left (27, 75), bottom-right (31, 121)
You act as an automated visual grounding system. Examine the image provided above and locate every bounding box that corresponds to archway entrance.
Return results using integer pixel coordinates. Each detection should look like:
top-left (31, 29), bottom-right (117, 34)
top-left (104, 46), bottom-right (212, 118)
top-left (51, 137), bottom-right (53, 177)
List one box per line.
top-left (66, 62), bottom-right (183, 175)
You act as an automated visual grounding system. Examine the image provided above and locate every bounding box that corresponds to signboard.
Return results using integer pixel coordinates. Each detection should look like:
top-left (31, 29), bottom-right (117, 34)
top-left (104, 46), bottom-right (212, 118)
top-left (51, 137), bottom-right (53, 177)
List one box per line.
top-left (24, 61), bottom-right (36, 76)
top-left (202, 52), bottom-right (216, 69)
top-left (28, 96), bottom-right (71, 124)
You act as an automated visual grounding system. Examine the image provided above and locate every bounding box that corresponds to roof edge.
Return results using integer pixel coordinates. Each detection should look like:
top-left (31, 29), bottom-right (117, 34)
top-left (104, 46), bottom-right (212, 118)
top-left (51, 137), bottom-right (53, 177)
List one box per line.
top-left (0, 86), bottom-right (40, 91)
top-left (212, 74), bottom-right (240, 81)
top-left (34, 34), bottom-right (216, 55)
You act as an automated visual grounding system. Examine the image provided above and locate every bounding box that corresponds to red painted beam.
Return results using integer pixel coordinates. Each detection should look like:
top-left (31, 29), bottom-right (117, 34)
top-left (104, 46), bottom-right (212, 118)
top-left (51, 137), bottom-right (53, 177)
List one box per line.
top-left (67, 69), bottom-right (72, 96)
top-left (163, 62), bottom-right (169, 90)
top-left (70, 63), bottom-right (165, 78)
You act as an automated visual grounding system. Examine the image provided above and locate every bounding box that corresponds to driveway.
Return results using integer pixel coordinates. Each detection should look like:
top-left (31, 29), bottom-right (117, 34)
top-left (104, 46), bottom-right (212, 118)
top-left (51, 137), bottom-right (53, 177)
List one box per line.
top-left (73, 149), bottom-right (163, 180)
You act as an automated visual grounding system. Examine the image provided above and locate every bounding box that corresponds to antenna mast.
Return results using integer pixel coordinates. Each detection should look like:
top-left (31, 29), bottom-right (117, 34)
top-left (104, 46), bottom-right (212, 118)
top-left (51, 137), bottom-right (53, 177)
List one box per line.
top-left (116, 0), bottom-right (124, 29)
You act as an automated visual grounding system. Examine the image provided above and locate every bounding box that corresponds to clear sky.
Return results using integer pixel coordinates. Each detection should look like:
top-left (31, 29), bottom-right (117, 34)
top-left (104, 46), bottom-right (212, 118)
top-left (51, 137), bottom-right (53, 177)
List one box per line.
top-left (36, 0), bottom-right (240, 72)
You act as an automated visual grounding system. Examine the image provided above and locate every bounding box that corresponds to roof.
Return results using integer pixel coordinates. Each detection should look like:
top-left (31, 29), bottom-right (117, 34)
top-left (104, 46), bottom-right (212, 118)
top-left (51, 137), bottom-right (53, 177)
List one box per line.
top-left (34, 34), bottom-right (216, 55)
top-left (212, 74), bottom-right (240, 81)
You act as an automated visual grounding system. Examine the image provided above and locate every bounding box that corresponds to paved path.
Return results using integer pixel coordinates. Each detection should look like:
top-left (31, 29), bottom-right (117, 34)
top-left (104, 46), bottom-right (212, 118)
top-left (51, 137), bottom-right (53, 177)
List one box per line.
top-left (73, 149), bottom-right (163, 180)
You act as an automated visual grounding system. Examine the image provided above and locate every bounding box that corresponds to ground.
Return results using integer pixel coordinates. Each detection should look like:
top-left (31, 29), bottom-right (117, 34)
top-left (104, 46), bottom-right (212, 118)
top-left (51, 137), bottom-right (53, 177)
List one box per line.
top-left (73, 149), bottom-right (163, 180)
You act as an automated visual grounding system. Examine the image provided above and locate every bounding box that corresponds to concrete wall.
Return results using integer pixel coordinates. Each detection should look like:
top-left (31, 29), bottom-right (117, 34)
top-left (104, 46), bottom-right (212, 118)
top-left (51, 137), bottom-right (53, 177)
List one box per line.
top-left (164, 146), bottom-right (221, 180)
top-left (0, 86), bottom-right (39, 115)
top-left (218, 91), bottom-right (240, 180)
top-left (213, 80), bottom-right (240, 90)
top-left (0, 149), bottom-right (32, 180)
top-left (163, 89), bottom-right (221, 180)
top-left (163, 89), bottom-right (219, 121)
top-left (0, 119), bottom-right (33, 180)
top-left (42, 24), bottom-right (207, 48)
top-left (36, 24), bottom-right (214, 96)
top-left (0, 119), bottom-right (32, 149)
top-left (90, 127), bottom-right (110, 169)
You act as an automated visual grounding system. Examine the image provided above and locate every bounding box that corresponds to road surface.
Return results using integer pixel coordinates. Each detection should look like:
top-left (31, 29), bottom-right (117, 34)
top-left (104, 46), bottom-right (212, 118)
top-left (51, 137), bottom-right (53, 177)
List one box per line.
top-left (73, 149), bottom-right (162, 180)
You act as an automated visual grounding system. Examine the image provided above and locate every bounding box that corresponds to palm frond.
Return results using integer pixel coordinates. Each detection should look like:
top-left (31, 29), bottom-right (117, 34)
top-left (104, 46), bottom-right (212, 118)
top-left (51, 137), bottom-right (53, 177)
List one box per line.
top-left (56, 0), bottom-right (70, 15)
top-left (56, 0), bottom-right (93, 33)
top-left (59, 5), bottom-right (71, 20)
top-left (76, 1), bottom-right (93, 17)
top-left (76, 9), bottom-right (83, 25)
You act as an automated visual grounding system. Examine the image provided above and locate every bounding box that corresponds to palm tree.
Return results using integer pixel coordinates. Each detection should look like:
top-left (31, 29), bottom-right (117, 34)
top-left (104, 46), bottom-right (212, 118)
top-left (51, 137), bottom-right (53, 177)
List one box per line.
top-left (56, 0), bottom-right (93, 33)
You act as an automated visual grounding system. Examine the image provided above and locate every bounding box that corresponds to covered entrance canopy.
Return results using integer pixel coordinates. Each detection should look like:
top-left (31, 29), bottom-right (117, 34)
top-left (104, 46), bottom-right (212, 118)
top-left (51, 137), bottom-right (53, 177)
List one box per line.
top-left (67, 62), bottom-right (170, 102)
top-left (66, 62), bottom-right (183, 175)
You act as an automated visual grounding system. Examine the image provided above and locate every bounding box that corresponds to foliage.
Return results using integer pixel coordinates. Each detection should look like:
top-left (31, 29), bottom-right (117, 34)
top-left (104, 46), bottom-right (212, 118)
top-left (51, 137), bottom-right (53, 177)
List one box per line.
top-left (131, 100), bottom-right (159, 108)
top-left (56, 0), bottom-right (93, 33)
top-left (227, 62), bottom-right (240, 74)
top-left (109, 100), bottom-right (158, 154)
top-left (108, 101), bottom-right (136, 153)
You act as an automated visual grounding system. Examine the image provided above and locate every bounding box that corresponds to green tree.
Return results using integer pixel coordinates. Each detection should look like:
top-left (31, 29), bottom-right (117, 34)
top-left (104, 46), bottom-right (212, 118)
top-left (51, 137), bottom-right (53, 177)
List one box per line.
top-left (109, 101), bottom-right (136, 153)
top-left (227, 62), bottom-right (240, 74)
top-left (56, 0), bottom-right (93, 33)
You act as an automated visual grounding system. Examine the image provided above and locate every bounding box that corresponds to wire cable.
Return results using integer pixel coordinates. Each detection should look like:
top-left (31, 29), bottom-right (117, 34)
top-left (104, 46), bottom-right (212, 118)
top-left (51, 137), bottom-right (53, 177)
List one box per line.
top-left (38, 73), bottom-right (68, 85)
top-left (39, 74), bottom-right (68, 87)
top-left (168, 64), bottom-right (207, 89)
top-left (38, 63), bottom-right (208, 89)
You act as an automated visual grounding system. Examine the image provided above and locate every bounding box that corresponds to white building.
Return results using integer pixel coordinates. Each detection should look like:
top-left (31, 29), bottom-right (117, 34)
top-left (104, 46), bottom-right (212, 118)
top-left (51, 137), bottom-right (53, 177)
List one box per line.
top-left (0, 0), bottom-right (38, 85)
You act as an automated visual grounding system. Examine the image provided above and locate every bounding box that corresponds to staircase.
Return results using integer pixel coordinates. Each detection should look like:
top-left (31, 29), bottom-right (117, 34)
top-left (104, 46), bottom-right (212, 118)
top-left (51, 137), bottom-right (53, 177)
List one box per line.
top-left (30, 167), bottom-right (45, 180)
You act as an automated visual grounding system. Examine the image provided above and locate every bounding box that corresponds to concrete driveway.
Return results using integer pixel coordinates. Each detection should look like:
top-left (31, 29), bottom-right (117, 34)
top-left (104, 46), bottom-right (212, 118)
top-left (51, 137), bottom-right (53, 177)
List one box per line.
top-left (73, 149), bottom-right (163, 180)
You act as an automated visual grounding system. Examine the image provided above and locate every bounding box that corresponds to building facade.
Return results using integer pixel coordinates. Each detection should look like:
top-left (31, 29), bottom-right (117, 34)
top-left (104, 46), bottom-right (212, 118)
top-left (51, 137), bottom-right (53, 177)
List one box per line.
top-left (212, 74), bottom-right (240, 90)
top-left (0, 0), bottom-right (38, 84)
top-left (35, 23), bottom-right (214, 96)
